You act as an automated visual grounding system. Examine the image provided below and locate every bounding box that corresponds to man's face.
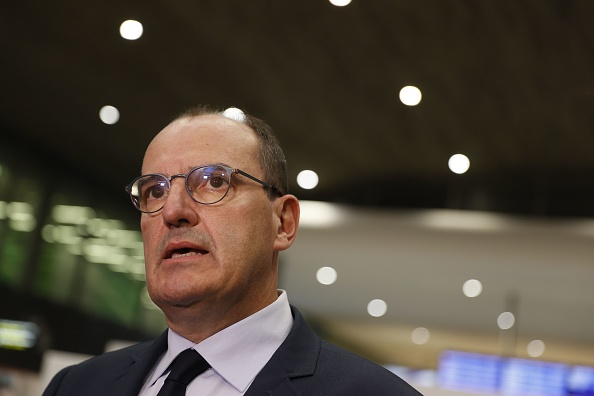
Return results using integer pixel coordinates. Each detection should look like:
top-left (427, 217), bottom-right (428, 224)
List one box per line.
top-left (140, 115), bottom-right (281, 318)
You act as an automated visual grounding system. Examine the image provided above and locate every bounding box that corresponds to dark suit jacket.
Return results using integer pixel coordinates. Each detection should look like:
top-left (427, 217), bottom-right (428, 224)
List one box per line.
top-left (43, 307), bottom-right (422, 395)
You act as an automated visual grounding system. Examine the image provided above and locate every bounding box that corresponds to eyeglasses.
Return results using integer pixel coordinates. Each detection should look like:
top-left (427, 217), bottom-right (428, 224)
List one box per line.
top-left (125, 164), bottom-right (281, 213)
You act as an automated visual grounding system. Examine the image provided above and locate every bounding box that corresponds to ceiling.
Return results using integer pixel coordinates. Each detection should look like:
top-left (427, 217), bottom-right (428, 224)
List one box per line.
top-left (2, 0), bottom-right (594, 370)
top-left (3, 0), bottom-right (594, 215)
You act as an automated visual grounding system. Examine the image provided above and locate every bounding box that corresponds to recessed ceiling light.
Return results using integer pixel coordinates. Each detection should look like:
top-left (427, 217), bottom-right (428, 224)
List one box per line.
top-left (316, 266), bottom-right (338, 285)
top-left (120, 20), bottom-right (143, 40)
top-left (297, 170), bottom-right (319, 189)
top-left (329, 0), bottom-right (352, 6)
top-left (222, 107), bottom-right (246, 122)
top-left (367, 299), bottom-right (388, 317)
top-left (411, 327), bottom-right (430, 345)
top-left (462, 279), bottom-right (483, 297)
top-left (399, 85), bottom-right (422, 106)
top-left (497, 312), bottom-right (515, 330)
top-left (448, 154), bottom-right (470, 174)
top-left (99, 105), bottom-right (120, 125)
top-left (527, 340), bottom-right (545, 357)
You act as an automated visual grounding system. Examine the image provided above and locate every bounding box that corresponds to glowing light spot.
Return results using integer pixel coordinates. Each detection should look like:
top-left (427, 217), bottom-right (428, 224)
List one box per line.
top-left (297, 170), bottom-right (319, 189)
top-left (222, 107), bottom-right (246, 122)
top-left (52, 205), bottom-right (96, 224)
top-left (527, 339), bottom-right (545, 357)
top-left (299, 200), bottom-right (344, 228)
top-left (329, 0), bottom-right (352, 5)
top-left (567, 366), bottom-right (594, 389)
top-left (6, 202), bottom-right (33, 216)
top-left (411, 327), bottom-right (430, 345)
top-left (448, 154), bottom-right (470, 174)
top-left (0, 320), bottom-right (39, 349)
top-left (120, 20), bottom-right (143, 40)
top-left (367, 299), bottom-right (388, 317)
top-left (316, 266), bottom-right (337, 285)
top-left (99, 105), bottom-right (120, 125)
top-left (497, 312), bottom-right (515, 330)
top-left (9, 213), bottom-right (36, 232)
top-left (399, 86), bottom-right (422, 106)
top-left (5, 202), bottom-right (36, 232)
top-left (463, 279), bottom-right (483, 297)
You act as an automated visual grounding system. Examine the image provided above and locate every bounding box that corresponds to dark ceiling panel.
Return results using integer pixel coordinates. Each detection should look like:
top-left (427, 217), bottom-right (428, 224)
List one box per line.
top-left (1, 0), bottom-right (593, 216)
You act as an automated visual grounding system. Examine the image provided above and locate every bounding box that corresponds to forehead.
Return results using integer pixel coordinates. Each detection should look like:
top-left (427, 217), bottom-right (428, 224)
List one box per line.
top-left (142, 115), bottom-right (260, 174)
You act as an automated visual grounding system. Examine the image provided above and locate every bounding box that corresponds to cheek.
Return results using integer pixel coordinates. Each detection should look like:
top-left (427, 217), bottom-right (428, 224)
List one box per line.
top-left (140, 219), bottom-right (159, 261)
top-left (222, 207), bottom-right (275, 257)
top-left (208, 206), bottom-right (266, 251)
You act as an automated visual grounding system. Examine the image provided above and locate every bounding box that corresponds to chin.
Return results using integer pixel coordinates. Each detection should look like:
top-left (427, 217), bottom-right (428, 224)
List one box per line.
top-left (155, 284), bottom-right (211, 308)
top-left (154, 293), bottom-right (198, 310)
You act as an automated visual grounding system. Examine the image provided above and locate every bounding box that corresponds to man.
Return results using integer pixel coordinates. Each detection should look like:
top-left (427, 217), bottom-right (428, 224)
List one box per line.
top-left (43, 106), bottom-right (422, 395)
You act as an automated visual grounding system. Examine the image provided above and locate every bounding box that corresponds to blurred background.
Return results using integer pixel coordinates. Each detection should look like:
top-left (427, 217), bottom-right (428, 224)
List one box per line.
top-left (1, 1), bottom-right (594, 395)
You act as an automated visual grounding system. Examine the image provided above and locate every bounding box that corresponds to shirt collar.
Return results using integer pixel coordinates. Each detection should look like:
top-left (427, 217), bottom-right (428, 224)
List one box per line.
top-left (196, 290), bottom-right (292, 392)
top-left (152, 290), bottom-right (293, 393)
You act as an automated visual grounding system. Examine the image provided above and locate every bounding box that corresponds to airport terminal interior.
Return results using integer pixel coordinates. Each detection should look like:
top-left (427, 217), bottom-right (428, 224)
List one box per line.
top-left (1, 1), bottom-right (594, 395)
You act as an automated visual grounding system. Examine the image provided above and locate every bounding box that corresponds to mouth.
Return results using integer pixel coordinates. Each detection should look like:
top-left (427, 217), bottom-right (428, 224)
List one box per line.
top-left (163, 244), bottom-right (209, 260)
top-left (169, 248), bottom-right (208, 259)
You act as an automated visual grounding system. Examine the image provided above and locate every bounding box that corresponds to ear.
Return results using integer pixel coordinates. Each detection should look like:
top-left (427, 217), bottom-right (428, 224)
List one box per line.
top-left (272, 194), bottom-right (300, 252)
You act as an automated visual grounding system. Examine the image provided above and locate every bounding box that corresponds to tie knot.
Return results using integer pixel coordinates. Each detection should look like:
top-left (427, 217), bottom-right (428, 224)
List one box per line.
top-left (166, 348), bottom-right (211, 386)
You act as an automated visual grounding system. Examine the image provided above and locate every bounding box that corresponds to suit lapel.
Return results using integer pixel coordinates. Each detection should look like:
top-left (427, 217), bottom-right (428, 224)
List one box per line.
top-left (245, 306), bottom-right (320, 396)
top-left (109, 331), bottom-right (169, 396)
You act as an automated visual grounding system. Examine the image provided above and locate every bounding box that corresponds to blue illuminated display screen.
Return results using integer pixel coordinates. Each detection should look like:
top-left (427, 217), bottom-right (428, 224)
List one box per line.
top-left (438, 350), bottom-right (594, 396)
top-left (439, 350), bottom-right (501, 393)
top-left (500, 358), bottom-right (567, 396)
top-left (567, 366), bottom-right (594, 396)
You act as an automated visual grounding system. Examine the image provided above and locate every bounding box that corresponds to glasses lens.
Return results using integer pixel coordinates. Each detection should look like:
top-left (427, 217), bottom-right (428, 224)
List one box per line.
top-left (187, 165), bottom-right (231, 204)
top-left (134, 175), bottom-right (169, 212)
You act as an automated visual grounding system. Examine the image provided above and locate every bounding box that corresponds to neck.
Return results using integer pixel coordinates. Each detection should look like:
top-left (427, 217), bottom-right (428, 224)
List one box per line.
top-left (162, 287), bottom-right (279, 344)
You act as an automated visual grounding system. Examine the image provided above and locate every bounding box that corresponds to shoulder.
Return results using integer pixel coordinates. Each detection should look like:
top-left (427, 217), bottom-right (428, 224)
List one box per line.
top-left (313, 340), bottom-right (422, 394)
top-left (62, 338), bottom-right (156, 372)
top-left (284, 307), bottom-right (422, 395)
top-left (42, 335), bottom-right (167, 396)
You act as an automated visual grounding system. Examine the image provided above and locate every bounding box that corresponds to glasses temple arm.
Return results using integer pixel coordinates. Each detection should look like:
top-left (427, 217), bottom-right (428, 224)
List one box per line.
top-left (234, 169), bottom-right (282, 196)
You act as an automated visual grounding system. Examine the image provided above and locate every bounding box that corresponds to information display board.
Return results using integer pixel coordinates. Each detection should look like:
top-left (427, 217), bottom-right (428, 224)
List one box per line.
top-left (438, 350), bottom-right (594, 396)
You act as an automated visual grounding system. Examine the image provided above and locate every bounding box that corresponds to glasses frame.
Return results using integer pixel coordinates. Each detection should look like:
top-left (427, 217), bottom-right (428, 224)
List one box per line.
top-left (125, 164), bottom-right (282, 213)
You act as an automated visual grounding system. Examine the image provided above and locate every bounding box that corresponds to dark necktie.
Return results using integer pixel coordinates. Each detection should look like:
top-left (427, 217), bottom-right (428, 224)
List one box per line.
top-left (156, 348), bottom-right (211, 396)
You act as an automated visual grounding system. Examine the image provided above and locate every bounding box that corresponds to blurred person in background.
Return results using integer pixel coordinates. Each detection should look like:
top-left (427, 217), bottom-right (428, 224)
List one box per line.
top-left (42, 106), bottom-right (421, 395)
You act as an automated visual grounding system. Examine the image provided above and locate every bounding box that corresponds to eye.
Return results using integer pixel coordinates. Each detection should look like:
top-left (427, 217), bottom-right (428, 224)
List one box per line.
top-left (147, 183), bottom-right (167, 199)
top-left (140, 178), bottom-right (168, 202)
top-left (207, 175), bottom-right (226, 189)
top-left (190, 167), bottom-right (230, 191)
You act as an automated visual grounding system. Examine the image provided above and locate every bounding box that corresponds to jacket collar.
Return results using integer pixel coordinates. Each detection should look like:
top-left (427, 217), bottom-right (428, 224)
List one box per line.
top-left (111, 331), bottom-right (169, 396)
top-left (244, 306), bottom-right (320, 396)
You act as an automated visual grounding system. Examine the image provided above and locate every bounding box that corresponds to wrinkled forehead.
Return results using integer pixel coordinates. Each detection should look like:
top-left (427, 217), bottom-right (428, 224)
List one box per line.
top-left (141, 114), bottom-right (260, 174)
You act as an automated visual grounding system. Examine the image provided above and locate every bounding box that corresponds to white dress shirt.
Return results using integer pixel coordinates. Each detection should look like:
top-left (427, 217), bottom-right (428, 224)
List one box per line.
top-left (139, 291), bottom-right (293, 396)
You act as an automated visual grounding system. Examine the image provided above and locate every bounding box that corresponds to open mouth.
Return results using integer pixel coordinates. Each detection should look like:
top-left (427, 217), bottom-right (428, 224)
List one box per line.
top-left (166, 247), bottom-right (209, 259)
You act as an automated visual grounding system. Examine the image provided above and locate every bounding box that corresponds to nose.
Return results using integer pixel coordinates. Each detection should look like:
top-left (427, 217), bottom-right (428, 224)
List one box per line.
top-left (160, 178), bottom-right (199, 227)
